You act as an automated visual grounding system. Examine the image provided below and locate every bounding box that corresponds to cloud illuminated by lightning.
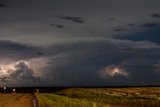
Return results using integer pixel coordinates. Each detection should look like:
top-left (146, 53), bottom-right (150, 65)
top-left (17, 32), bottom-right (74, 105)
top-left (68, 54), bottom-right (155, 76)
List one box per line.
top-left (0, 57), bottom-right (50, 84)
top-left (98, 65), bottom-right (129, 79)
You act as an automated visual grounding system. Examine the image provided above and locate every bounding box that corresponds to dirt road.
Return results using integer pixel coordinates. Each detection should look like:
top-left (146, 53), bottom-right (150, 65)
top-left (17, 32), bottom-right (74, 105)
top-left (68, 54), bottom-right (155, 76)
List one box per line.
top-left (0, 93), bottom-right (36, 107)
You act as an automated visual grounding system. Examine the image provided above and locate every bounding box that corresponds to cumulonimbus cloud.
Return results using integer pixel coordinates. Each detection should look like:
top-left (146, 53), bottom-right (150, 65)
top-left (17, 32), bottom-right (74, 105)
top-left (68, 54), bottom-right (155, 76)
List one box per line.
top-left (98, 65), bottom-right (129, 79)
top-left (0, 57), bottom-right (50, 86)
top-left (0, 61), bottom-right (39, 82)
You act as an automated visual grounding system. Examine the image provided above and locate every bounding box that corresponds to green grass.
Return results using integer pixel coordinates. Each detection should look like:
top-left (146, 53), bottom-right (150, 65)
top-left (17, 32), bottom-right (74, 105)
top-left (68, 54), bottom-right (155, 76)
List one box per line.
top-left (36, 87), bottom-right (160, 106)
top-left (36, 93), bottom-right (101, 107)
top-left (55, 88), bottom-right (160, 104)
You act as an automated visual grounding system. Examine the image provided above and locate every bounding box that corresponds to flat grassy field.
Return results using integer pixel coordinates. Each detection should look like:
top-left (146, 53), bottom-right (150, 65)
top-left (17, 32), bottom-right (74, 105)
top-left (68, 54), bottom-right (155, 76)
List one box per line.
top-left (36, 87), bottom-right (160, 107)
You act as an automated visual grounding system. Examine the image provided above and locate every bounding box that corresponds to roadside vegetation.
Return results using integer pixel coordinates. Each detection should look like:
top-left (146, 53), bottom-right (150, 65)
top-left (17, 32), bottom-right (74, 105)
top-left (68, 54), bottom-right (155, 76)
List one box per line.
top-left (36, 87), bottom-right (160, 107)
top-left (36, 93), bottom-right (101, 107)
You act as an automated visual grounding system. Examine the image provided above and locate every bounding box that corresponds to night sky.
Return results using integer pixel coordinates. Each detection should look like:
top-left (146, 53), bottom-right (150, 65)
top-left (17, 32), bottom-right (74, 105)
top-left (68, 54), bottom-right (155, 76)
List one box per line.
top-left (0, 0), bottom-right (160, 86)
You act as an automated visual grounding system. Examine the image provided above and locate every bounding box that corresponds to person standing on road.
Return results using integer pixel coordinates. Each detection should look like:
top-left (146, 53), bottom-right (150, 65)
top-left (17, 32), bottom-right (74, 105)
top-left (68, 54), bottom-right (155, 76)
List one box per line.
top-left (33, 98), bottom-right (38, 107)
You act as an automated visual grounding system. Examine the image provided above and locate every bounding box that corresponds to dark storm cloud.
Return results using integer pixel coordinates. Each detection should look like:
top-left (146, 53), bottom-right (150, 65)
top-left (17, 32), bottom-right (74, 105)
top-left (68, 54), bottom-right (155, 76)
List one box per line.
top-left (0, 39), bottom-right (159, 86)
top-left (0, 2), bottom-right (6, 7)
top-left (0, 40), bottom-right (47, 60)
top-left (0, 40), bottom-right (32, 50)
top-left (40, 38), bottom-right (160, 86)
top-left (36, 52), bottom-right (44, 56)
top-left (114, 28), bottom-right (127, 32)
top-left (154, 61), bottom-right (160, 77)
top-left (151, 14), bottom-right (160, 18)
top-left (0, 0), bottom-right (8, 7)
top-left (115, 59), bottom-right (158, 85)
top-left (49, 24), bottom-right (64, 29)
top-left (115, 28), bottom-right (160, 45)
top-left (60, 16), bottom-right (85, 23)
top-left (128, 23), bottom-right (134, 26)
top-left (140, 23), bottom-right (159, 28)
top-left (1, 0), bottom-right (160, 86)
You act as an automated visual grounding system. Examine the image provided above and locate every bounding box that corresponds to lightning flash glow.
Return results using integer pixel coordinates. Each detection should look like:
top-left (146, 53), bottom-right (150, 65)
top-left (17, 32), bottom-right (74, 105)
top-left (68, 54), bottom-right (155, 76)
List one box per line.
top-left (0, 57), bottom-right (49, 84)
top-left (99, 66), bottom-right (129, 79)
